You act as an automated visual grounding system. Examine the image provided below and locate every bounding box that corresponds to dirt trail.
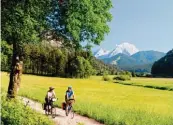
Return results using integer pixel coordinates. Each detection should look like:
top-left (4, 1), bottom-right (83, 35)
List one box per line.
top-left (22, 97), bottom-right (104, 125)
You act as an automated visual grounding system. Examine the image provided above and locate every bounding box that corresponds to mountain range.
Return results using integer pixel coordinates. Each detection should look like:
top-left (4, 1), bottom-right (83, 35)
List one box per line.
top-left (93, 42), bottom-right (165, 73)
top-left (94, 42), bottom-right (139, 59)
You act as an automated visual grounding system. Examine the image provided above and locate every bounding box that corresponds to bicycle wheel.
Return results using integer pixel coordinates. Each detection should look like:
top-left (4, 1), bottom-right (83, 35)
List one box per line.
top-left (70, 106), bottom-right (74, 119)
top-left (51, 107), bottom-right (56, 118)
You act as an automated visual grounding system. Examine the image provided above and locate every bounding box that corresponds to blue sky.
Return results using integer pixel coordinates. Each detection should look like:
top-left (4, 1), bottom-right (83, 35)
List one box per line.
top-left (93, 0), bottom-right (173, 52)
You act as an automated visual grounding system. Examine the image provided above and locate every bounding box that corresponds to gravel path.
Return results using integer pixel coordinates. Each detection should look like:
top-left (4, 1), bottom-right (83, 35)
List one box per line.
top-left (22, 97), bottom-right (104, 125)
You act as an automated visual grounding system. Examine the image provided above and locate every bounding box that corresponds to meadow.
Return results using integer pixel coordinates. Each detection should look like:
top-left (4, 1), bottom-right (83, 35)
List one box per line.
top-left (1, 72), bottom-right (173, 125)
top-left (119, 77), bottom-right (173, 91)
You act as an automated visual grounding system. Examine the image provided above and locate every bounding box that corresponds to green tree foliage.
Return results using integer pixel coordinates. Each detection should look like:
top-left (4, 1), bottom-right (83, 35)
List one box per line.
top-left (21, 43), bottom-right (68, 76)
top-left (48, 0), bottom-right (113, 48)
top-left (102, 75), bottom-right (111, 81)
top-left (152, 49), bottom-right (173, 77)
top-left (67, 56), bottom-right (94, 78)
top-left (2, 0), bottom-right (51, 45)
top-left (1, 41), bottom-right (12, 71)
top-left (113, 75), bottom-right (131, 81)
top-left (118, 71), bottom-right (132, 77)
top-left (114, 71), bottom-right (132, 81)
top-left (132, 71), bottom-right (136, 77)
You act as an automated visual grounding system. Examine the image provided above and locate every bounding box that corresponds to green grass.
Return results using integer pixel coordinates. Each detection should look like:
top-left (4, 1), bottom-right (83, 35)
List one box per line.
top-left (1, 72), bottom-right (173, 125)
top-left (118, 77), bottom-right (173, 91)
top-left (1, 91), bottom-right (54, 125)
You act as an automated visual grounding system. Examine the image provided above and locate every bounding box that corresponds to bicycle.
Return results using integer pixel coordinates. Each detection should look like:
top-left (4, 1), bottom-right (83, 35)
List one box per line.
top-left (65, 99), bottom-right (75, 119)
top-left (44, 98), bottom-right (58, 118)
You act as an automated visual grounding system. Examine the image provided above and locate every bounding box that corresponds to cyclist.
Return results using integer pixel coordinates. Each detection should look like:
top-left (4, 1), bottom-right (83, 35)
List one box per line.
top-left (65, 86), bottom-right (75, 116)
top-left (45, 87), bottom-right (56, 110)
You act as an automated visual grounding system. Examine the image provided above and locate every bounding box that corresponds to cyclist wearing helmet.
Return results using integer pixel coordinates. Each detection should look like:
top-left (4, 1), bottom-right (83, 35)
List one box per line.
top-left (65, 86), bottom-right (75, 116)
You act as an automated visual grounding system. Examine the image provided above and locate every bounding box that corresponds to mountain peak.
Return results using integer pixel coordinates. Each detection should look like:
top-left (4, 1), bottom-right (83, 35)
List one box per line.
top-left (108, 42), bottom-right (139, 57)
top-left (94, 48), bottom-right (110, 58)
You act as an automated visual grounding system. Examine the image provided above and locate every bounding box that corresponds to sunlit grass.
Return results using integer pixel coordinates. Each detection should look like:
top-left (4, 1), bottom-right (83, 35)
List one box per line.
top-left (120, 77), bottom-right (173, 90)
top-left (1, 72), bottom-right (173, 125)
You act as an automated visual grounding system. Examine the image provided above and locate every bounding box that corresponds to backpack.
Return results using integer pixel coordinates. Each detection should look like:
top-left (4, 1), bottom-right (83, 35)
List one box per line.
top-left (42, 103), bottom-right (46, 110)
top-left (62, 102), bottom-right (66, 110)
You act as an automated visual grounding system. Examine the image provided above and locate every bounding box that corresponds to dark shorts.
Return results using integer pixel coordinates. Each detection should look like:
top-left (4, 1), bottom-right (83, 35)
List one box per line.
top-left (45, 98), bottom-right (53, 106)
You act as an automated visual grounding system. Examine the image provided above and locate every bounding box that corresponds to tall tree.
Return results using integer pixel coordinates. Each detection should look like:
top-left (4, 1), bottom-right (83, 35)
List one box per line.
top-left (1, 0), bottom-right (52, 98)
top-left (2, 0), bottom-right (113, 98)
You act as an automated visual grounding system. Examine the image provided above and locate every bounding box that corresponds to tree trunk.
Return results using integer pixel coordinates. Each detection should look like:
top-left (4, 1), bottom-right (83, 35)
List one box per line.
top-left (7, 41), bottom-right (17, 98)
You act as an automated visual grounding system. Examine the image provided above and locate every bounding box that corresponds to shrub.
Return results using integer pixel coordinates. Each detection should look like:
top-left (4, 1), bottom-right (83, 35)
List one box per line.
top-left (102, 75), bottom-right (111, 81)
top-left (1, 94), bottom-right (54, 125)
top-left (113, 75), bottom-right (131, 81)
top-left (132, 72), bottom-right (136, 77)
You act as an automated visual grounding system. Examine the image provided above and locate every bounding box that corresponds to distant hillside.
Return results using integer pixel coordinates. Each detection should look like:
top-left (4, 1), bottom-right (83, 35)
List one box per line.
top-left (132, 51), bottom-right (165, 64)
top-left (90, 57), bottom-right (118, 75)
top-left (123, 63), bottom-right (153, 73)
top-left (102, 53), bottom-right (136, 66)
top-left (152, 49), bottom-right (173, 77)
top-left (101, 51), bottom-right (165, 73)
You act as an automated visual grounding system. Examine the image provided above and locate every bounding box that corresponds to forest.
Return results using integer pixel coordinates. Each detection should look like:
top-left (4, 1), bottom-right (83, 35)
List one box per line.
top-left (152, 49), bottom-right (173, 77)
top-left (1, 40), bottom-right (117, 78)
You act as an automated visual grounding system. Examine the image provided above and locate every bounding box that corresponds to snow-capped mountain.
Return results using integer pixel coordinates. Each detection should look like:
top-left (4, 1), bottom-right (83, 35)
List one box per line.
top-left (93, 42), bottom-right (165, 73)
top-left (94, 48), bottom-right (110, 58)
top-left (108, 42), bottom-right (139, 57)
top-left (94, 42), bottom-right (139, 58)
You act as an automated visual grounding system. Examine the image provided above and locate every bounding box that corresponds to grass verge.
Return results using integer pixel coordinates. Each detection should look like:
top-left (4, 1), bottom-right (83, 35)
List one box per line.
top-left (1, 92), bottom-right (54, 125)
